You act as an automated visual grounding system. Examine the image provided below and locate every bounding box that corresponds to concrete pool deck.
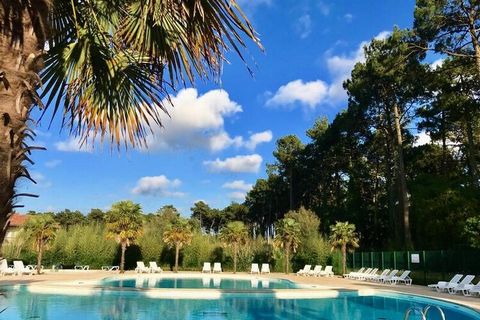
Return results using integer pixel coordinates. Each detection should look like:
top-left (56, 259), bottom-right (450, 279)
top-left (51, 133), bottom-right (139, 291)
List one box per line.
top-left (1, 270), bottom-right (480, 312)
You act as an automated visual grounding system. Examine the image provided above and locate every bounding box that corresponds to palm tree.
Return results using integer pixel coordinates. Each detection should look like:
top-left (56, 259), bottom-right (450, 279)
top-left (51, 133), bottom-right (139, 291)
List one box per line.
top-left (329, 221), bottom-right (359, 276)
top-left (23, 214), bottom-right (60, 274)
top-left (273, 218), bottom-right (300, 274)
top-left (0, 0), bottom-right (262, 248)
top-left (163, 218), bottom-right (193, 272)
top-left (105, 200), bottom-right (143, 273)
top-left (219, 221), bottom-right (248, 273)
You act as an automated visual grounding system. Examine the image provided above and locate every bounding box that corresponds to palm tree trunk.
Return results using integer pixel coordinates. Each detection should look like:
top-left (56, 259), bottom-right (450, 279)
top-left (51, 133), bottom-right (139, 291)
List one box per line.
top-left (120, 242), bottom-right (126, 273)
top-left (175, 245), bottom-right (180, 273)
top-left (285, 247), bottom-right (290, 274)
top-left (233, 243), bottom-right (238, 274)
top-left (342, 244), bottom-right (347, 275)
top-left (37, 243), bottom-right (43, 275)
top-left (0, 2), bottom-right (47, 250)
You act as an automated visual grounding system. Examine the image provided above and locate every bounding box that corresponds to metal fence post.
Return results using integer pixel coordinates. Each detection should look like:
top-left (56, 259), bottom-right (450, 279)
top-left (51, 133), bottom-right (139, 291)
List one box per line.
top-left (381, 252), bottom-right (384, 270)
top-left (393, 251), bottom-right (397, 270)
top-left (423, 250), bottom-right (426, 284)
top-left (407, 251), bottom-right (411, 271)
top-left (361, 252), bottom-right (364, 268)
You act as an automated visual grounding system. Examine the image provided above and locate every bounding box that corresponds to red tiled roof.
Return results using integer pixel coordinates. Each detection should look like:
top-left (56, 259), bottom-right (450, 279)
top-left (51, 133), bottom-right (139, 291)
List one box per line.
top-left (8, 213), bottom-right (29, 227)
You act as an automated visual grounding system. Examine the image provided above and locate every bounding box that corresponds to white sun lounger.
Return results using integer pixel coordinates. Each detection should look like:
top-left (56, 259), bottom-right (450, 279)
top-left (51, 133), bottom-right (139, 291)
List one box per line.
top-left (360, 268), bottom-right (378, 280)
top-left (13, 261), bottom-right (34, 276)
top-left (0, 259), bottom-right (14, 276)
top-left (308, 265), bottom-right (322, 277)
top-left (378, 269), bottom-right (398, 283)
top-left (202, 262), bottom-right (212, 273)
top-left (251, 263), bottom-right (260, 274)
top-left (319, 265), bottom-right (334, 277)
top-left (261, 263), bottom-right (270, 274)
top-left (349, 268), bottom-right (372, 280)
top-left (74, 265), bottom-right (90, 270)
top-left (344, 267), bottom-right (366, 279)
top-left (368, 269), bottom-right (390, 282)
top-left (296, 265), bottom-right (311, 276)
top-left (446, 275), bottom-right (475, 294)
top-left (213, 262), bottom-right (222, 273)
top-left (465, 282), bottom-right (480, 296)
top-left (101, 265), bottom-right (119, 271)
top-left (428, 274), bottom-right (463, 291)
top-left (149, 261), bottom-right (163, 273)
top-left (135, 261), bottom-right (150, 273)
top-left (388, 270), bottom-right (412, 285)
top-left (451, 279), bottom-right (479, 296)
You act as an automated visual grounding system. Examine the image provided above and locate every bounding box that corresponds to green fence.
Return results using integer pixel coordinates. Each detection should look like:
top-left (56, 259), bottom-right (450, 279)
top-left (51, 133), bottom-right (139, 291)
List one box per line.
top-left (348, 249), bottom-right (480, 285)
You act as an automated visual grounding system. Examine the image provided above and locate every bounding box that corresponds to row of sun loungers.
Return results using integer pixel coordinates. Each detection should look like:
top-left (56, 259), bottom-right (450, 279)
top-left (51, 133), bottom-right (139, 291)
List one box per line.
top-left (250, 263), bottom-right (270, 274)
top-left (428, 274), bottom-right (480, 296)
top-left (296, 265), bottom-right (334, 277)
top-left (135, 261), bottom-right (163, 273)
top-left (0, 259), bottom-right (34, 276)
top-left (344, 267), bottom-right (412, 285)
top-left (202, 262), bottom-right (222, 273)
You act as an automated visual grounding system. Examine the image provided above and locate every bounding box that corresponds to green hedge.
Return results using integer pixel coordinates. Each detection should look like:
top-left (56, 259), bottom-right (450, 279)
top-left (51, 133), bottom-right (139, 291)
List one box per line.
top-left (2, 223), bottom-right (333, 273)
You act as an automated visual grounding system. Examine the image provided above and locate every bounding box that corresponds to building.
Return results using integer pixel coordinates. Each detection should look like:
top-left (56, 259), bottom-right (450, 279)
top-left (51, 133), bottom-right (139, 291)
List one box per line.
top-left (5, 213), bottom-right (29, 243)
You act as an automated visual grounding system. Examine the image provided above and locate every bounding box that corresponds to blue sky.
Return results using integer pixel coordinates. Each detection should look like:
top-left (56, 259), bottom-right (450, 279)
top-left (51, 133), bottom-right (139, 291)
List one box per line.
top-left (22, 0), bottom-right (417, 215)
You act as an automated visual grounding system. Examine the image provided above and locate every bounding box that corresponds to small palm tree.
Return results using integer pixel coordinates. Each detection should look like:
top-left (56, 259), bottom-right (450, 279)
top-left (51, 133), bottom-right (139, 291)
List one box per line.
top-left (273, 218), bottom-right (300, 274)
top-left (23, 215), bottom-right (60, 274)
top-left (219, 221), bottom-right (248, 273)
top-left (105, 201), bottom-right (143, 273)
top-left (163, 218), bottom-right (193, 273)
top-left (330, 221), bottom-right (359, 275)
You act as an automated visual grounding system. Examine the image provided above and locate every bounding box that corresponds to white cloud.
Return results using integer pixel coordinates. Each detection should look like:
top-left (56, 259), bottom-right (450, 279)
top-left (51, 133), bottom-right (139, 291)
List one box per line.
top-left (344, 13), bottom-right (353, 23)
top-left (244, 130), bottom-right (273, 150)
top-left (44, 159), bottom-right (62, 168)
top-left (414, 131), bottom-right (432, 147)
top-left (143, 88), bottom-right (268, 152)
top-left (228, 191), bottom-right (248, 202)
top-left (204, 154), bottom-right (263, 173)
top-left (55, 137), bottom-right (93, 153)
top-left (266, 31), bottom-right (391, 110)
top-left (222, 180), bottom-right (253, 192)
top-left (131, 175), bottom-right (184, 197)
top-left (266, 79), bottom-right (329, 109)
top-left (296, 14), bottom-right (312, 39)
top-left (431, 58), bottom-right (444, 70)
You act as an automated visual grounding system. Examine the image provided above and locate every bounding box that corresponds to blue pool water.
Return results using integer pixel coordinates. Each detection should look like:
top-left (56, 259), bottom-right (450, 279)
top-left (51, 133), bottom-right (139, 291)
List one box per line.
top-left (0, 289), bottom-right (479, 319)
top-left (102, 277), bottom-right (298, 289)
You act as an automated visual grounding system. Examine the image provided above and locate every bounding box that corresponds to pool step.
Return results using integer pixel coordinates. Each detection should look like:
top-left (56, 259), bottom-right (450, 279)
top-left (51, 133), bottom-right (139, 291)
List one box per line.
top-left (403, 305), bottom-right (446, 320)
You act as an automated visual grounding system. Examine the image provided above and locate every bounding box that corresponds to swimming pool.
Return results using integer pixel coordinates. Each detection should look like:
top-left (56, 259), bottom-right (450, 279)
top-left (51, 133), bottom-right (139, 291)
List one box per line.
top-left (102, 277), bottom-right (298, 289)
top-left (1, 286), bottom-right (479, 319)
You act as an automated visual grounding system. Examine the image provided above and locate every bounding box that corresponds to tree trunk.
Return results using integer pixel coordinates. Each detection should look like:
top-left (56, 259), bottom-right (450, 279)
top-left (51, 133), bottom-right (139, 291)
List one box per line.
top-left (233, 243), bottom-right (237, 274)
top-left (0, 2), bottom-right (47, 250)
top-left (120, 242), bottom-right (126, 273)
top-left (289, 169), bottom-right (294, 210)
top-left (392, 104), bottom-right (413, 249)
top-left (465, 119), bottom-right (479, 188)
top-left (175, 244), bottom-right (180, 273)
top-left (285, 246), bottom-right (290, 274)
top-left (36, 240), bottom-right (43, 275)
top-left (341, 244), bottom-right (347, 276)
